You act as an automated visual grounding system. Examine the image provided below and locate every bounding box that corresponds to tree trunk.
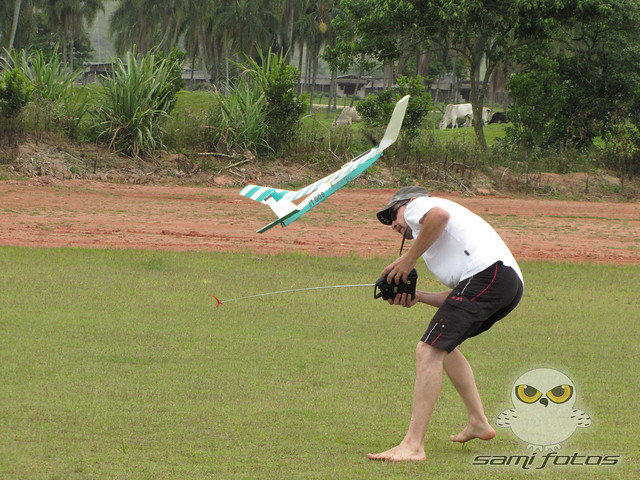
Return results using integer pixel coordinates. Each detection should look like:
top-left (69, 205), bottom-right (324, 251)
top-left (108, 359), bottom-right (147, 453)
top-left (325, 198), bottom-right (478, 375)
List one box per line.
top-left (328, 69), bottom-right (337, 112)
top-left (450, 47), bottom-right (459, 103)
top-left (383, 59), bottom-right (393, 88)
top-left (297, 42), bottom-right (304, 95)
top-left (8, 0), bottom-right (23, 52)
top-left (308, 42), bottom-right (321, 113)
top-left (417, 49), bottom-right (430, 78)
top-left (197, 27), bottom-right (212, 83)
top-left (467, 37), bottom-right (495, 152)
top-left (286, 1), bottom-right (294, 55)
top-left (350, 65), bottom-right (363, 107)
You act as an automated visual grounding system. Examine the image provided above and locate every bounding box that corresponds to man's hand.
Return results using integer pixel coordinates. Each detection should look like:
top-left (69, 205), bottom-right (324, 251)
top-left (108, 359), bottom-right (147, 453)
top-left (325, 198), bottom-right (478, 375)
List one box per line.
top-left (382, 254), bottom-right (417, 285)
top-left (388, 291), bottom-right (419, 308)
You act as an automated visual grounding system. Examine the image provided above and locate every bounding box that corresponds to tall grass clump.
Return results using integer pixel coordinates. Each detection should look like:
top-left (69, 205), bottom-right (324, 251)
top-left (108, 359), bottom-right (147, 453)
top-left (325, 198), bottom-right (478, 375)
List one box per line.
top-left (208, 79), bottom-right (269, 154)
top-left (3, 47), bottom-right (88, 139)
top-left (162, 91), bottom-right (214, 151)
top-left (207, 50), bottom-right (306, 156)
top-left (244, 51), bottom-right (306, 153)
top-left (91, 48), bottom-right (185, 158)
top-left (291, 114), bottom-right (372, 171)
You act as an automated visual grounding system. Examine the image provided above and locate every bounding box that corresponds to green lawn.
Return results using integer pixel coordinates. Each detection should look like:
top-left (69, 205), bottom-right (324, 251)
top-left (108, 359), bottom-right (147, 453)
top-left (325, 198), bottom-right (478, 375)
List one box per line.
top-left (1, 247), bottom-right (637, 479)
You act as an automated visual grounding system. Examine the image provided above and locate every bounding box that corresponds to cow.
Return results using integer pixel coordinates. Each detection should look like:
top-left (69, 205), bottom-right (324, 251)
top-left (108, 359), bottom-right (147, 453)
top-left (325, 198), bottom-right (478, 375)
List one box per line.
top-left (439, 103), bottom-right (491, 129)
top-left (488, 111), bottom-right (508, 124)
top-left (332, 106), bottom-right (362, 127)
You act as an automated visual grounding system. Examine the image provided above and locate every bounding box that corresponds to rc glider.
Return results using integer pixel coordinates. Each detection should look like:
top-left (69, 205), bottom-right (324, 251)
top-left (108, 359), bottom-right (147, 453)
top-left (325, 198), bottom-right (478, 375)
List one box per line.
top-left (240, 94), bottom-right (410, 233)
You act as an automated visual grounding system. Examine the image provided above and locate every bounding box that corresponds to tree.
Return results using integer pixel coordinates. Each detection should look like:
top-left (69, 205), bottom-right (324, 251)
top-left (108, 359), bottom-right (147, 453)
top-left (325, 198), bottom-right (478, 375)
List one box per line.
top-left (39, 0), bottom-right (104, 69)
top-left (8, 0), bottom-right (24, 52)
top-left (407, 0), bottom-right (544, 150)
top-left (506, 0), bottom-right (640, 152)
top-left (1, 0), bottom-right (37, 52)
top-left (334, 0), bottom-right (417, 88)
top-left (110, 0), bottom-right (166, 55)
top-left (323, 3), bottom-right (378, 109)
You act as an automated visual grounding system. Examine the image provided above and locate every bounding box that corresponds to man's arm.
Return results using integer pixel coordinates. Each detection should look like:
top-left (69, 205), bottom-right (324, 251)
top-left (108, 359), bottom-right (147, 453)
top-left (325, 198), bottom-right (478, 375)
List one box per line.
top-left (389, 289), bottom-right (453, 308)
top-left (383, 206), bottom-right (450, 284)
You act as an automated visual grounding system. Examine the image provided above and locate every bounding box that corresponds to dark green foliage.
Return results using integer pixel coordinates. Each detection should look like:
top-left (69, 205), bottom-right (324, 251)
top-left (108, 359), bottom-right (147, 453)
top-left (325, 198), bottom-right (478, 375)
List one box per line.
top-left (263, 58), bottom-right (306, 154)
top-left (504, 56), bottom-right (563, 149)
top-left (154, 47), bottom-right (186, 116)
top-left (507, 0), bottom-right (640, 153)
top-left (356, 76), bottom-right (431, 138)
top-left (0, 68), bottom-right (31, 119)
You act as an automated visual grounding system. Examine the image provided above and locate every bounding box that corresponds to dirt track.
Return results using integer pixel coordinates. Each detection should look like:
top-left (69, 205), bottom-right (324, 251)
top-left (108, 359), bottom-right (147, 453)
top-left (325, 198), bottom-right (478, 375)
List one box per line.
top-left (1, 178), bottom-right (639, 264)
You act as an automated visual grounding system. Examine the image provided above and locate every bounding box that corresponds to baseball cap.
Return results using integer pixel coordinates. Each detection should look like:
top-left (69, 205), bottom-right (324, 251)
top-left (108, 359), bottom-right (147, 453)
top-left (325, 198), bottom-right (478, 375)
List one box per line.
top-left (376, 186), bottom-right (430, 225)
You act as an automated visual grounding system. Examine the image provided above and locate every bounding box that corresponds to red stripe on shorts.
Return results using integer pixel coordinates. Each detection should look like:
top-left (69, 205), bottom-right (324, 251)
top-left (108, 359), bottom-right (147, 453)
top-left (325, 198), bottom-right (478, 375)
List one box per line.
top-left (471, 263), bottom-right (498, 302)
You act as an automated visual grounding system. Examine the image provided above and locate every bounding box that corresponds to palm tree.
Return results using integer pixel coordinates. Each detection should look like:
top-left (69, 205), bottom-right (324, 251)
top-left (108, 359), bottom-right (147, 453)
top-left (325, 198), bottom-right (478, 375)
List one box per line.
top-left (280, 0), bottom-right (302, 56)
top-left (178, 0), bottom-right (220, 83)
top-left (1, 0), bottom-right (37, 52)
top-left (39, 0), bottom-right (104, 69)
top-left (8, 0), bottom-right (25, 51)
top-left (214, 0), bottom-right (280, 63)
top-left (295, 1), bottom-right (337, 106)
top-left (110, 0), bottom-right (162, 55)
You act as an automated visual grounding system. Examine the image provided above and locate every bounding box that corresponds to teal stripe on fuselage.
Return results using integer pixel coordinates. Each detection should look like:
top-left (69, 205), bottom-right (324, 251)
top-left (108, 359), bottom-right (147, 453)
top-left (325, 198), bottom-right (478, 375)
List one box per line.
top-left (280, 150), bottom-right (383, 227)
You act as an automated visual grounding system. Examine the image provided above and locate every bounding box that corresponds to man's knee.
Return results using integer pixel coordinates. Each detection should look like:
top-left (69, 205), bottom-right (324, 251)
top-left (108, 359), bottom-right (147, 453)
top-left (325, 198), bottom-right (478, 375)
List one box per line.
top-left (415, 341), bottom-right (447, 364)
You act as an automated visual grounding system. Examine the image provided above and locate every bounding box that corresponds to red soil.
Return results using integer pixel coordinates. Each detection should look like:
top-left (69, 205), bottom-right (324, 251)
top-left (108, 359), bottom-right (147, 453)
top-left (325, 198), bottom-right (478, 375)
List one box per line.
top-left (1, 178), bottom-right (639, 264)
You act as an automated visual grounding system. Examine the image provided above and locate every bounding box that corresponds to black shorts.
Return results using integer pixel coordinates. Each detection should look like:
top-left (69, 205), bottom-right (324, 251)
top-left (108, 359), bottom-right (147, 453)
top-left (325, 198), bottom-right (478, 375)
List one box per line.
top-left (421, 261), bottom-right (523, 353)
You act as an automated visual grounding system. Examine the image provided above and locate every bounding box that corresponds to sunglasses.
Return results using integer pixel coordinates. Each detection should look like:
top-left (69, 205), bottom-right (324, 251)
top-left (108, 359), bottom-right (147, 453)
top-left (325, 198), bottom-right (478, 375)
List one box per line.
top-left (390, 200), bottom-right (410, 222)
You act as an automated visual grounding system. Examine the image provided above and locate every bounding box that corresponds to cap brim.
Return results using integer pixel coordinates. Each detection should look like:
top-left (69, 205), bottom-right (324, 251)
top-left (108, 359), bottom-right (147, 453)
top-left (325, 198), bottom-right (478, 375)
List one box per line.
top-left (376, 198), bottom-right (399, 225)
top-left (376, 208), bottom-right (394, 225)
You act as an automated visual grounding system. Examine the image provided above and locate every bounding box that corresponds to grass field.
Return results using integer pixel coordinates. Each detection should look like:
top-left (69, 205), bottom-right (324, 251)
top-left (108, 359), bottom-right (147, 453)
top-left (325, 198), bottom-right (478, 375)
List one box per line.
top-left (1, 247), bottom-right (638, 479)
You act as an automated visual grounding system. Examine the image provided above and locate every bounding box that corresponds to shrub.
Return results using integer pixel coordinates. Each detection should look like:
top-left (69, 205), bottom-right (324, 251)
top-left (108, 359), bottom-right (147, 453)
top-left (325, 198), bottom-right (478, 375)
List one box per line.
top-left (356, 75), bottom-right (431, 138)
top-left (0, 68), bottom-right (31, 119)
top-left (2, 47), bottom-right (89, 138)
top-left (260, 54), bottom-right (306, 153)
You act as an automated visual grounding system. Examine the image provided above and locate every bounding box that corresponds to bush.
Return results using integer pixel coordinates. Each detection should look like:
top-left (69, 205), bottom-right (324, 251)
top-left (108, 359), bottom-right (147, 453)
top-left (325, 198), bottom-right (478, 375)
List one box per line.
top-left (0, 67), bottom-right (31, 146)
top-left (356, 75), bottom-right (431, 138)
top-left (2, 47), bottom-right (90, 139)
top-left (0, 68), bottom-right (31, 119)
top-left (240, 51), bottom-right (306, 154)
top-left (207, 50), bottom-right (306, 156)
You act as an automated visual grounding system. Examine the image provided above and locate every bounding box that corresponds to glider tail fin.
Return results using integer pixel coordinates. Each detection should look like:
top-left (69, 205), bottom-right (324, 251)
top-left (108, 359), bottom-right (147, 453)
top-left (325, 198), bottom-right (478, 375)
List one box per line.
top-left (239, 184), bottom-right (300, 232)
top-left (378, 94), bottom-right (410, 152)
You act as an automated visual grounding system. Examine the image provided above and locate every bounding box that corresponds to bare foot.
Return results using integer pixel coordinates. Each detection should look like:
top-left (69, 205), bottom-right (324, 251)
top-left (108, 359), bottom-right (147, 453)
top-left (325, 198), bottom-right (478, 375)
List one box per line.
top-left (367, 444), bottom-right (426, 462)
top-left (450, 421), bottom-right (496, 443)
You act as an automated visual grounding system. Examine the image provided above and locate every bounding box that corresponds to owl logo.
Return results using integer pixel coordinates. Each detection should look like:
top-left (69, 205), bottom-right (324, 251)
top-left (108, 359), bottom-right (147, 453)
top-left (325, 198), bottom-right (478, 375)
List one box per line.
top-left (497, 368), bottom-right (591, 451)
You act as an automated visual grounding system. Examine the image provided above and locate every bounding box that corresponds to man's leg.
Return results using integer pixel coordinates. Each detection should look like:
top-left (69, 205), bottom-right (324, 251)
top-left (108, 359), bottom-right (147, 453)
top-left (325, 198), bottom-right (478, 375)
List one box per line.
top-left (443, 348), bottom-right (496, 443)
top-left (367, 341), bottom-right (447, 461)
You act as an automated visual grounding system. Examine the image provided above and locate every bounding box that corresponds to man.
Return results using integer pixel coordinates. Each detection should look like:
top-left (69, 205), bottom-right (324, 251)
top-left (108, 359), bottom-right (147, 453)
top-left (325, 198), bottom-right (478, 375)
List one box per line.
top-left (368, 186), bottom-right (523, 462)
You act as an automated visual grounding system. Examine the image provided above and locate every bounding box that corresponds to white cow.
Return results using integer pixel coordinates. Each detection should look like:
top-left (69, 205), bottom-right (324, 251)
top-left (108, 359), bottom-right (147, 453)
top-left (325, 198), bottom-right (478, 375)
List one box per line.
top-left (439, 103), bottom-right (490, 129)
top-left (332, 106), bottom-right (362, 127)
